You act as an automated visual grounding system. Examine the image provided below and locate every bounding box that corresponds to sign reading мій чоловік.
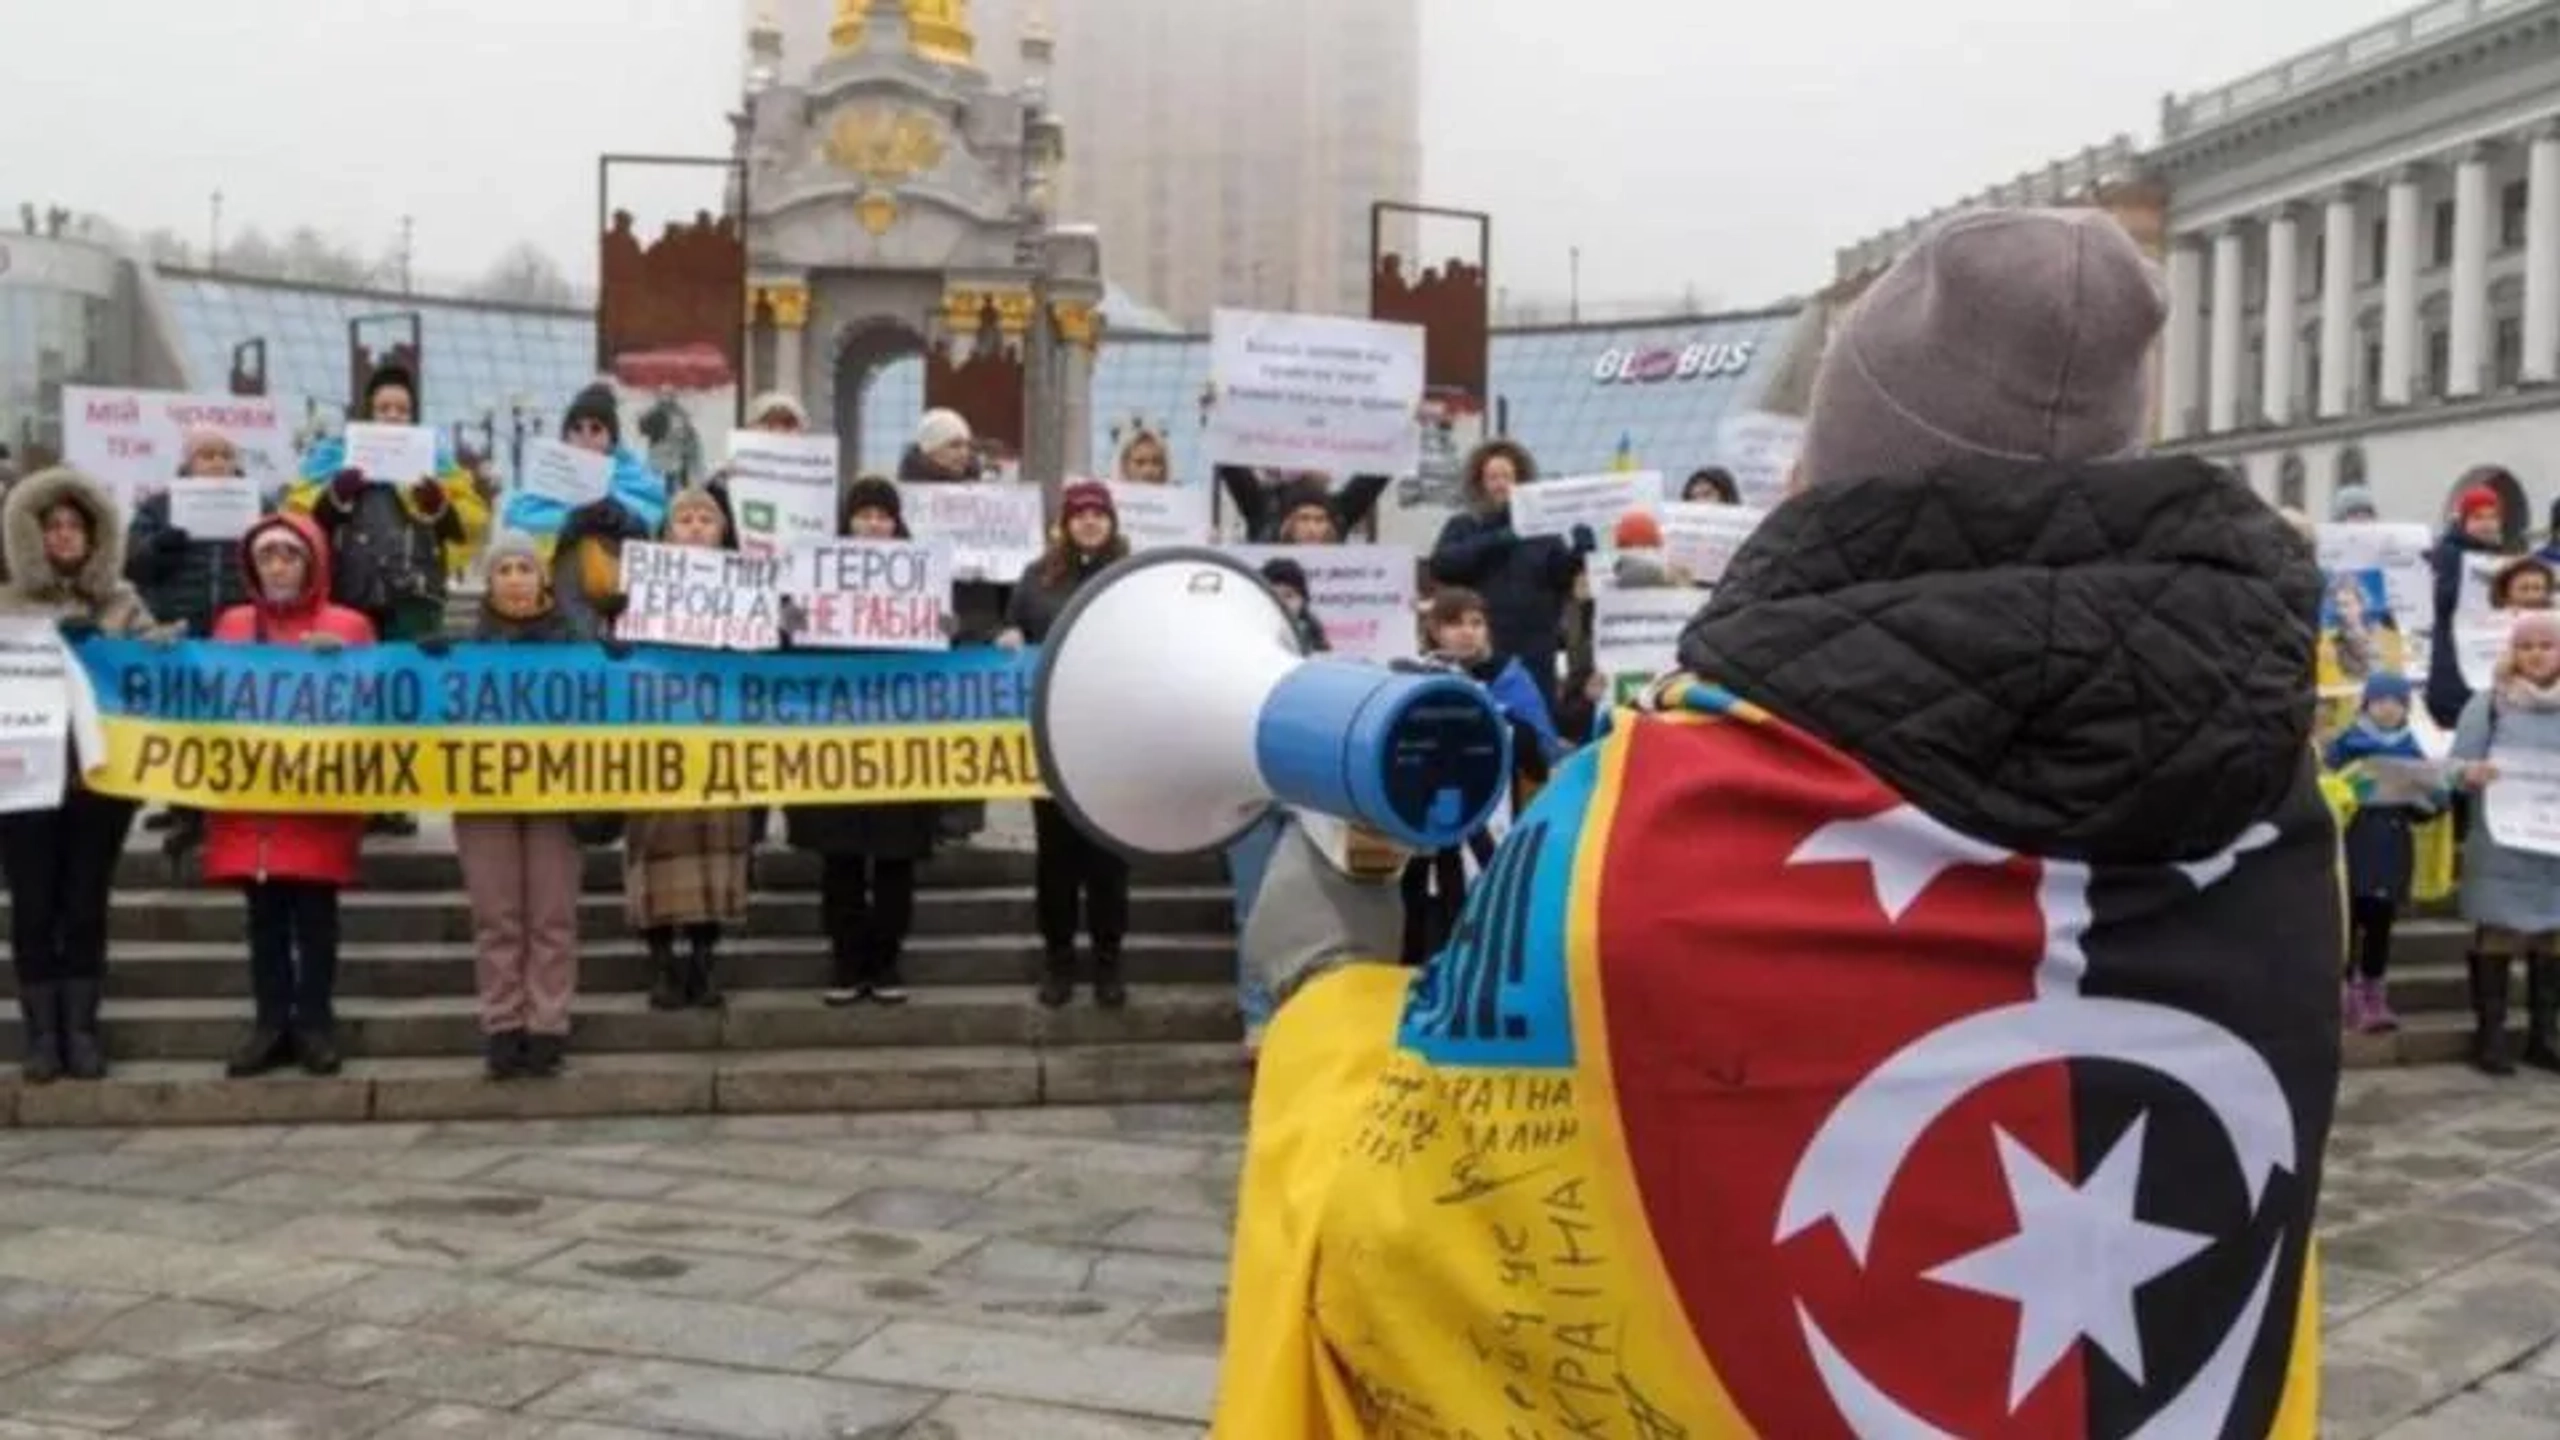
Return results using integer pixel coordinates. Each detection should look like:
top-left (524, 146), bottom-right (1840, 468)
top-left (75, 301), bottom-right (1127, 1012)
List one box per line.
top-left (72, 640), bottom-right (1041, 814)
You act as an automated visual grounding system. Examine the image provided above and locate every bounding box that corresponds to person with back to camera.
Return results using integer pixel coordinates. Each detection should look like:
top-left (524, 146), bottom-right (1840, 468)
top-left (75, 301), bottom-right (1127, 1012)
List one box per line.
top-left (1212, 209), bottom-right (2336, 1437)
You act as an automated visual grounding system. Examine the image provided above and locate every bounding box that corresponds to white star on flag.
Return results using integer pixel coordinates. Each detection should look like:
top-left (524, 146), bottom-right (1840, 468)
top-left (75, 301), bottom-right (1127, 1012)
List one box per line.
top-left (2174, 822), bottom-right (2280, 892)
top-left (1787, 805), bottom-right (2013, 922)
top-left (1923, 1115), bottom-right (2213, 1412)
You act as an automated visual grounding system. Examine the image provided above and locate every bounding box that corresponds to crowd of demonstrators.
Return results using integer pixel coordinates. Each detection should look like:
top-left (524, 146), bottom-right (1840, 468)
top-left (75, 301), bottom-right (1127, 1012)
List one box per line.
top-left (1215, 463), bottom-right (1387, 543)
top-left (903, 408), bottom-right (996, 847)
top-left (1425, 439), bottom-right (1593, 714)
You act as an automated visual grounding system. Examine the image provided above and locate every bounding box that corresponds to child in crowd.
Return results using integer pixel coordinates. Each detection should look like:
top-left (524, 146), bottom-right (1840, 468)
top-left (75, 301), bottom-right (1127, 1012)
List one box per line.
top-left (126, 427), bottom-right (263, 860)
top-left (788, 477), bottom-right (943, 1007)
top-left (204, 515), bottom-right (374, 1077)
top-left (452, 534), bottom-right (587, 1079)
top-left (625, 488), bottom-right (755, 1011)
top-left (0, 467), bottom-right (159, 1083)
top-left (2494, 556), bottom-right (2554, 610)
top-left (1258, 557), bottom-right (1329, 654)
top-left (1001, 481), bottom-right (1135, 1008)
top-left (2324, 672), bottom-right (2446, 1036)
top-left (2449, 608), bottom-right (2560, 1076)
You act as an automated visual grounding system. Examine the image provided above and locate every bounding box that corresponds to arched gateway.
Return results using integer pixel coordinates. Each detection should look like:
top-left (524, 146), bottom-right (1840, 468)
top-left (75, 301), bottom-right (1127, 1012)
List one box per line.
top-left (737, 0), bottom-right (1101, 497)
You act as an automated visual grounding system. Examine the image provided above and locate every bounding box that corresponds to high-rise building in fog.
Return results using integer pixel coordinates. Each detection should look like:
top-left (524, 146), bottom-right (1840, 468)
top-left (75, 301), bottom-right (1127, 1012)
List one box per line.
top-left (747, 0), bottom-right (1423, 325)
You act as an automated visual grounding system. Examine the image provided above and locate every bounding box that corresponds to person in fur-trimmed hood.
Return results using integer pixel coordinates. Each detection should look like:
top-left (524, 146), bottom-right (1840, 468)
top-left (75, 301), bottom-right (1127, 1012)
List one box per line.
top-left (0, 467), bottom-right (158, 1084)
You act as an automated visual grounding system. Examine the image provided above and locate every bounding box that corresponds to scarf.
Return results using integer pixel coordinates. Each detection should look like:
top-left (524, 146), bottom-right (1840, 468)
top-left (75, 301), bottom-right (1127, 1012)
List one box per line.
top-left (2327, 714), bottom-right (2423, 766)
top-left (2497, 673), bottom-right (2560, 713)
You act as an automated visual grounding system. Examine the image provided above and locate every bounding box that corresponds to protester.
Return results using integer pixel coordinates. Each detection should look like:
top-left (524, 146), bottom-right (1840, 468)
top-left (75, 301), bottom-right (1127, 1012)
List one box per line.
top-left (789, 477), bottom-right (943, 1008)
top-left (452, 534), bottom-right (588, 1080)
top-left (1258, 557), bottom-right (1328, 655)
top-left (0, 467), bottom-right (159, 1084)
top-left (2494, 556), bottom-right (2554, 610)
top-left (1426, 439), bottom-right (1593, 711)
top-left (2449, 608), bottom-right (2560, 1076)
top-left (2332, 483), bottom-right (2380, 524)
top-left (624, 488), bottom-right (754, 1012)
top-left (1608, 509), bottom-right (1690, 589)
top-left (499, 383), bottom-right (670, 550)
top-left (1215, 467), bottom-right (1388, 544)
top-left (1000, 480), bottom-right (1133, 1007)
top-left (902, 408), bottom-right (999, 843)
top-left (704, 390), bottom-right (811, 530)
top-left (1681, 466), bottom-right (1741, 504)
top-left (125, 427), bottom-right (264, 858)
top-left (2326, 671), bottom-right (2445, 1036)
top-left (2427, 477), bottom-right (2517, 728)
top-left (1116, 428), bottom-right (1171, 484)
top-left (203, 514), bottom-right (374, 1077)
top-left (1214, 209), bottom-right (2337, 1433)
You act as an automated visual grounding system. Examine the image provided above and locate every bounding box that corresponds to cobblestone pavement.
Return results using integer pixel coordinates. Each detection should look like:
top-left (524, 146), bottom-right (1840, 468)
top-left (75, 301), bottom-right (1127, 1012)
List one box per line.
top-left (0, 1070), bottom-right (2536, 1437)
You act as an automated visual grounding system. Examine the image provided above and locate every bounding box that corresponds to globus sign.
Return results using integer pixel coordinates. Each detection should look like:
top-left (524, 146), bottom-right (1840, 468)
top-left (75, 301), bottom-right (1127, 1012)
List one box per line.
top-left (1591, 341), bottom-right (1757, 386)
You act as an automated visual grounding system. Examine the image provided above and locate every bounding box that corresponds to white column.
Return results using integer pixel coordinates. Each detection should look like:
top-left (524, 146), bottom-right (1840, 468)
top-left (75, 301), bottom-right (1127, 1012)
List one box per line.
top-left (2526, 121), bottom-right (2560, 383)
top-left (2161, 240), bottom-right (2205, 440)
top-left (2319, 188), bottom-right (2360, 418)
top-left (2208, 224), bottom-right (2247, 433)
top-left (2261, 207), bottom-right (2300, 425)
top-left (2449, 143), bottom-right (2494, 397)
top-left (2381, 166), bottom-right (2423, 406)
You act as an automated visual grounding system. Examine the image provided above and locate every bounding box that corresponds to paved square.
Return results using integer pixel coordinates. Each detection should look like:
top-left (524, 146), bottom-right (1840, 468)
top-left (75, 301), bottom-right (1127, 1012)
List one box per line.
top-left (0, 1071), bottom-right (2538, 1436)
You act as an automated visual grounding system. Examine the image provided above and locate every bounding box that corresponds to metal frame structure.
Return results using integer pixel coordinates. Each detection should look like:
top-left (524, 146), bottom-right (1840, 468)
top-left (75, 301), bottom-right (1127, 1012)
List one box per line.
top-left (595, 153), bottom-right (751, 423)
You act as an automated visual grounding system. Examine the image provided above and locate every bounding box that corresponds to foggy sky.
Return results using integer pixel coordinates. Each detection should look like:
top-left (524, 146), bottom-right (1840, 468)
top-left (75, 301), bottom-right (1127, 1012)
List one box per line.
top-left (0, 0), bottom-right (2420, 310)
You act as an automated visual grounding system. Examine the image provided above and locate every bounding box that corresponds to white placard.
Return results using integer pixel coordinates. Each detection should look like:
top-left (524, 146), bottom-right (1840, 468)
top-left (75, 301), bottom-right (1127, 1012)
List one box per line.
top-left (1591, 579), bottom-right (1701, 703)
top-left (2455, 608), bottom-right (2516, 690)
top-left (1511, 471), bottom-right (1657, 542)
top-left (615, 542), bottom-right (783, 651)
top-left (516, 438), bottom-right (613, 510)
top-left (341, 423), bottom-right (440, 487)
top-left (2484, 745), bottom-right (2560, 857)
top-left (1224, 543), bottom-right (1416, 664)
top-left (165, 477), bottom-right (263, 543)
top-left (1657, 502), bottom-right (1767, 586)
top-left (786, 540), bottom-right (953, 652)
top-left (61, 386), bottom-right (301, 511)
top-left (1106, 480), bottom-right (1212, 551)
top-left (0, 618), bottom-right (71, 814)
top-left (726, 433), bottom-right (841, 558)
top-left (1208, 309), bottom-right (1424, 477)
top-left (900, 484), bottom-right (1045, 583)
top-left (2319, 520), bottom-right (2439, 676)
top-left (1717, 413), bottom-right (1806, 507)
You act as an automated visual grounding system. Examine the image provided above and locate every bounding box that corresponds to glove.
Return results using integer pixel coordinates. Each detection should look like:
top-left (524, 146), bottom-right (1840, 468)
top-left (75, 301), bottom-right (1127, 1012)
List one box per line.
top-left (406, 480), bottom-right (448, 518)
top-left (302, 632), bottom-right (345, 656)
top-left (414, 634), bottom-right (452, 659)
top-left (602, 636), bottom-right (634, 662)
top-left (777, 598), bottom-right (809, 636)
top-left (591, 591), bottom-right (630, 624)
top-left (1569, 523), bottom-right (1597, 557)
top-left (328, 468), bottom-right (368, 506)
top-left (55, 617), bottom-right (99, 644)
top-left (152, 527), bottom-right (194, 554)
top-left (1244, 817), bottom-right (1408, 1010)
top-left (143, 623), bottom-right (185, 649)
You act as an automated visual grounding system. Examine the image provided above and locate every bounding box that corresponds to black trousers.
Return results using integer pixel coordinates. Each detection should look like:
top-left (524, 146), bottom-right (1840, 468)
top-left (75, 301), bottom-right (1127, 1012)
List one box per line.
top-left (0, 791), bottom-right (137, 985)
top-left (820, 855), bottom-right (916, 981)
top-left (246, 880), bottom-right (342, 1029)
top-left (2349, 894), bottom-right (2397, 982)
top-left (1030, 802), bottom-right (1129, 953)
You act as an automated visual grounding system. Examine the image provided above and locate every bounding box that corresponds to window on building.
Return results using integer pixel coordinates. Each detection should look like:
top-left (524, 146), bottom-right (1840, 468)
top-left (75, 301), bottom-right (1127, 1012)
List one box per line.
top-left (2426, 327), bottom-right (2451, 395)
top-left (2309, 236), bottom-right (2326, 296)
top-left (2306, 349), bottom-right (2321, 411)
top-left (2498, 315), bottom-right (2525, 387)
top-left (2370, 218), bottom-right (2389, 283)
top-left (2277, 453), bottom-right (2307, 511)
top-left (2433, 200), bottom-right (2456, 268)
top-left (2503, 180), bottom-right (2530, 251)
top-left (2365, 339), bottom-right (2385, 398)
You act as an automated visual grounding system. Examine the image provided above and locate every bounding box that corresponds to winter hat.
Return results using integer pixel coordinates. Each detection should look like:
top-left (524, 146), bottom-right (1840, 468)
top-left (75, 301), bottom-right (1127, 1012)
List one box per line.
top-left (2457, 486), bottom-right (2503, 523)
top-left (1260, 557), bottom-right (1311, 596)
top-left (362, 362), bottom-right (417, 418)
top-left (666, 486), bottom-right (728, 536)
top-left (916, 408), bottom-right (972, 453)
top-left (1277, 477), bottom-right (1332, 526)
top-left (1797, 208), bottom-right (2164, 489)
top-left (2512, 610), bottom-right (2560, 648)
top-left (562, 384), bottom-right (621, 447)
top-left (843, 475), bottom-right (903, 525)
top-left (1060, 480), bottom-right (1115, 521)
top-left (2330, 484), bottom-right (2379, 522)
top-left (1614, 510), bottom-right (1664, 550)
top-left (2361, 671), bottom-right (2413, 707)
top-left (746, 391), bottom-right (806, 428)
top-left (483, 530), bottom-right (545, 573)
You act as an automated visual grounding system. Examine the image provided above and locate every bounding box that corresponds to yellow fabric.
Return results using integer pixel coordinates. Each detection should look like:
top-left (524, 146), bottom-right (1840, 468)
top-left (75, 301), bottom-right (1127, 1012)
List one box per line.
top-left (283, 466), bottom-right (488, 579)
top-left (2267, 1241), bottom-right (2321, 1438)
top-left (2317, 768), bottom-right (2359, 833)
top-left (2412, 813), bottom-right (2456, 903)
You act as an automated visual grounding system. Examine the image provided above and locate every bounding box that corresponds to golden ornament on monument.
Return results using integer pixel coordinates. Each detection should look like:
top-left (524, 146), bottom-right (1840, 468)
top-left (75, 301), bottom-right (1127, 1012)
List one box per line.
top-left (989, 290), bottom-right (1037, 336)
top-left (824, 105), bottom-right (947, 184)
top-left (854, 191), bottom-right (900, 237)
top-left (1047, 300), bottom-right (1099, 347)
top-left (765, 283), bottom-right (811, 330)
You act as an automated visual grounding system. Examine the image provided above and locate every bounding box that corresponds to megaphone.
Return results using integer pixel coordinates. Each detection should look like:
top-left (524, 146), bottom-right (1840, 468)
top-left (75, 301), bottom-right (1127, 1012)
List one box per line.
top-left (1032, 547), bottom-right (1513, 861)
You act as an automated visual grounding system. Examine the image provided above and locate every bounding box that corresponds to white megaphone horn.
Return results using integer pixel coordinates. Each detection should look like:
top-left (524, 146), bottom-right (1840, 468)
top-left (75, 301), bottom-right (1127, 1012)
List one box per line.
top-left (1031, 547), bottom-right (1513, 863)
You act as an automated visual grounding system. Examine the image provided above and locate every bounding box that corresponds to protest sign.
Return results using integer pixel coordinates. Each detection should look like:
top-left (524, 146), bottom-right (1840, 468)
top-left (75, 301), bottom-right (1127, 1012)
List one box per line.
top-left (1512, 472), bottom-right (1657, 543)
top-left (72, 640), bottom-right (1043, 813)
top-left (2319, 520), bottom-right (2439, 678)
top-left (2454, 607), bottom-right (2514, 690)
top-left (342, 423), bottom-right (441, 486)
top-left (1106, 480), bottom-right (1212, 550)
top-left (61, 387), bottom-right (300, 509)
top-left (1207, 309), bottom-right (1423, 477)
top-left (515, 438), bottom-right (613, 511)
top-left (726, 433), bottom-right (840, 557)
top-left (1591, 580), bottom-right (1701, 703)
top-left (788, 541), bottom-right (953, 651)
top-left (1657, 502), bottom-right (1766, 585)
top-left (1717, 412), bottom-right (1805, 506)
top-left (2486, 746), bottom-right (2560, 858)
top-left (900, 484), bottom-right (1044, 582)
top-left (166, 477), bottom-right (264, 543)
top-left (0, 619), bottom-right (70, 814)
top-left (616, 542), bottom-right (784, 651)
top-left (1225, 544), bottom-right (1416, 664)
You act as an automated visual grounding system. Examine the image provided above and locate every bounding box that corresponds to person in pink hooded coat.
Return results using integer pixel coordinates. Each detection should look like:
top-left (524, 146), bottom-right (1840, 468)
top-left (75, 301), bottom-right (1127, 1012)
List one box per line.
top-left (201, 511), bottom-right (376, 1079)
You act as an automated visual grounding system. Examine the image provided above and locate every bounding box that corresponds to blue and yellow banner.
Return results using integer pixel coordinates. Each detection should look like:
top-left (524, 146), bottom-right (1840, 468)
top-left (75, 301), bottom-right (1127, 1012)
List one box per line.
top-left (72, 640), bottom-right (1042, 813)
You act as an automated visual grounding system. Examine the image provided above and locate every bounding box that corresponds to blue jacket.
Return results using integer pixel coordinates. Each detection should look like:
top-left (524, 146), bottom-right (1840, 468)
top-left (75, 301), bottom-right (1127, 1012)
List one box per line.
top-left (500, 445), bottom-right (668, 541)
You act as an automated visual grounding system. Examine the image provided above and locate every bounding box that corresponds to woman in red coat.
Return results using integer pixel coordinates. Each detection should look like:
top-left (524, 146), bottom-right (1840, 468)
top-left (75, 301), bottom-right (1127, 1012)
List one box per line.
top-left (201, 512), bottom-right (376, 1079)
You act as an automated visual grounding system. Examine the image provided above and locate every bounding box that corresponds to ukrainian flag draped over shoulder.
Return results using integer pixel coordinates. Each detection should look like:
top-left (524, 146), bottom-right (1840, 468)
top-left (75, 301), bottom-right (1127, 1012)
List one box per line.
top-left (284, 435), bottom-right (490, 576)
top-left (499, 444), bottom-right (669, 543)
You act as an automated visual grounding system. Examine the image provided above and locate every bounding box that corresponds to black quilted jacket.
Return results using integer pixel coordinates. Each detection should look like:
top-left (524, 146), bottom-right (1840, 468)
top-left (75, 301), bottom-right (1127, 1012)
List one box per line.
top-left (1679, 456), bottom-right (2320, 866)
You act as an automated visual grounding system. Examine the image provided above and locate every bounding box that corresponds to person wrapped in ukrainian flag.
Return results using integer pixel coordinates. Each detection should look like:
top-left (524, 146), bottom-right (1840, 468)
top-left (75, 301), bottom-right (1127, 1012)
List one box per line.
top-left (1214, 210), bottom-right (2338, 1438)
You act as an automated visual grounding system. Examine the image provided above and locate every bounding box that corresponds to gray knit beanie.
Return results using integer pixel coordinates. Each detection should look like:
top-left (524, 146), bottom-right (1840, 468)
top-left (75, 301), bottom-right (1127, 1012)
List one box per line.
top-left (1797, 208), bottom-right (2165, 489)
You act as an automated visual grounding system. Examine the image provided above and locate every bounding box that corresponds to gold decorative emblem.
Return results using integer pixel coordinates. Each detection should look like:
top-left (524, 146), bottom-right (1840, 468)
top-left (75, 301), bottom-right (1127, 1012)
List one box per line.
top-left (1048, 300), bottom-right (1099, 348)
top-left (989, 290), bottom-right (1037, 336)
top-left (854, 192), bottom-right (900, 237)
top-left (765, 283), bottom-right (811, 330)
top-left (824, 105), bottom-right (947, 184)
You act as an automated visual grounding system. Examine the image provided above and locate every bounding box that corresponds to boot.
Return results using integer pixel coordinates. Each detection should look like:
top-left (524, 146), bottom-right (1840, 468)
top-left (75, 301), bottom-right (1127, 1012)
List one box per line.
top-left (2525, 957), bottom-right (2560, 1073)
top-left (57, 979), bottom-right (104, 1081)
top-left (1037, 946), bottom-right (1075, 1009)
top-left (485, 1030), bottom-right (526, 1081)
top-left (645, 930), bottom-right (685, 1012)
top-left (866, 947), bottom-right (909, 1007)
top-left (2469, 953), bottom-right (2518, 1076)
top-left (293, 1025), bottom-right (343, 1078)
top-left (1092, 943), bottom-right (1128, 1010)
top-left (17, 983), bottom-right (61, 1086)
top-left (522, 1033), bottom-right (566, 1079)
top-left (2361, 977), bottom-right (2402, 1035)
top-left (686, 928), bottom-right (725, 1011)
top-left (2340, 977), bottom-right (2368, 1033)
top-left (224, 1024), bottom-right (293, 1079)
